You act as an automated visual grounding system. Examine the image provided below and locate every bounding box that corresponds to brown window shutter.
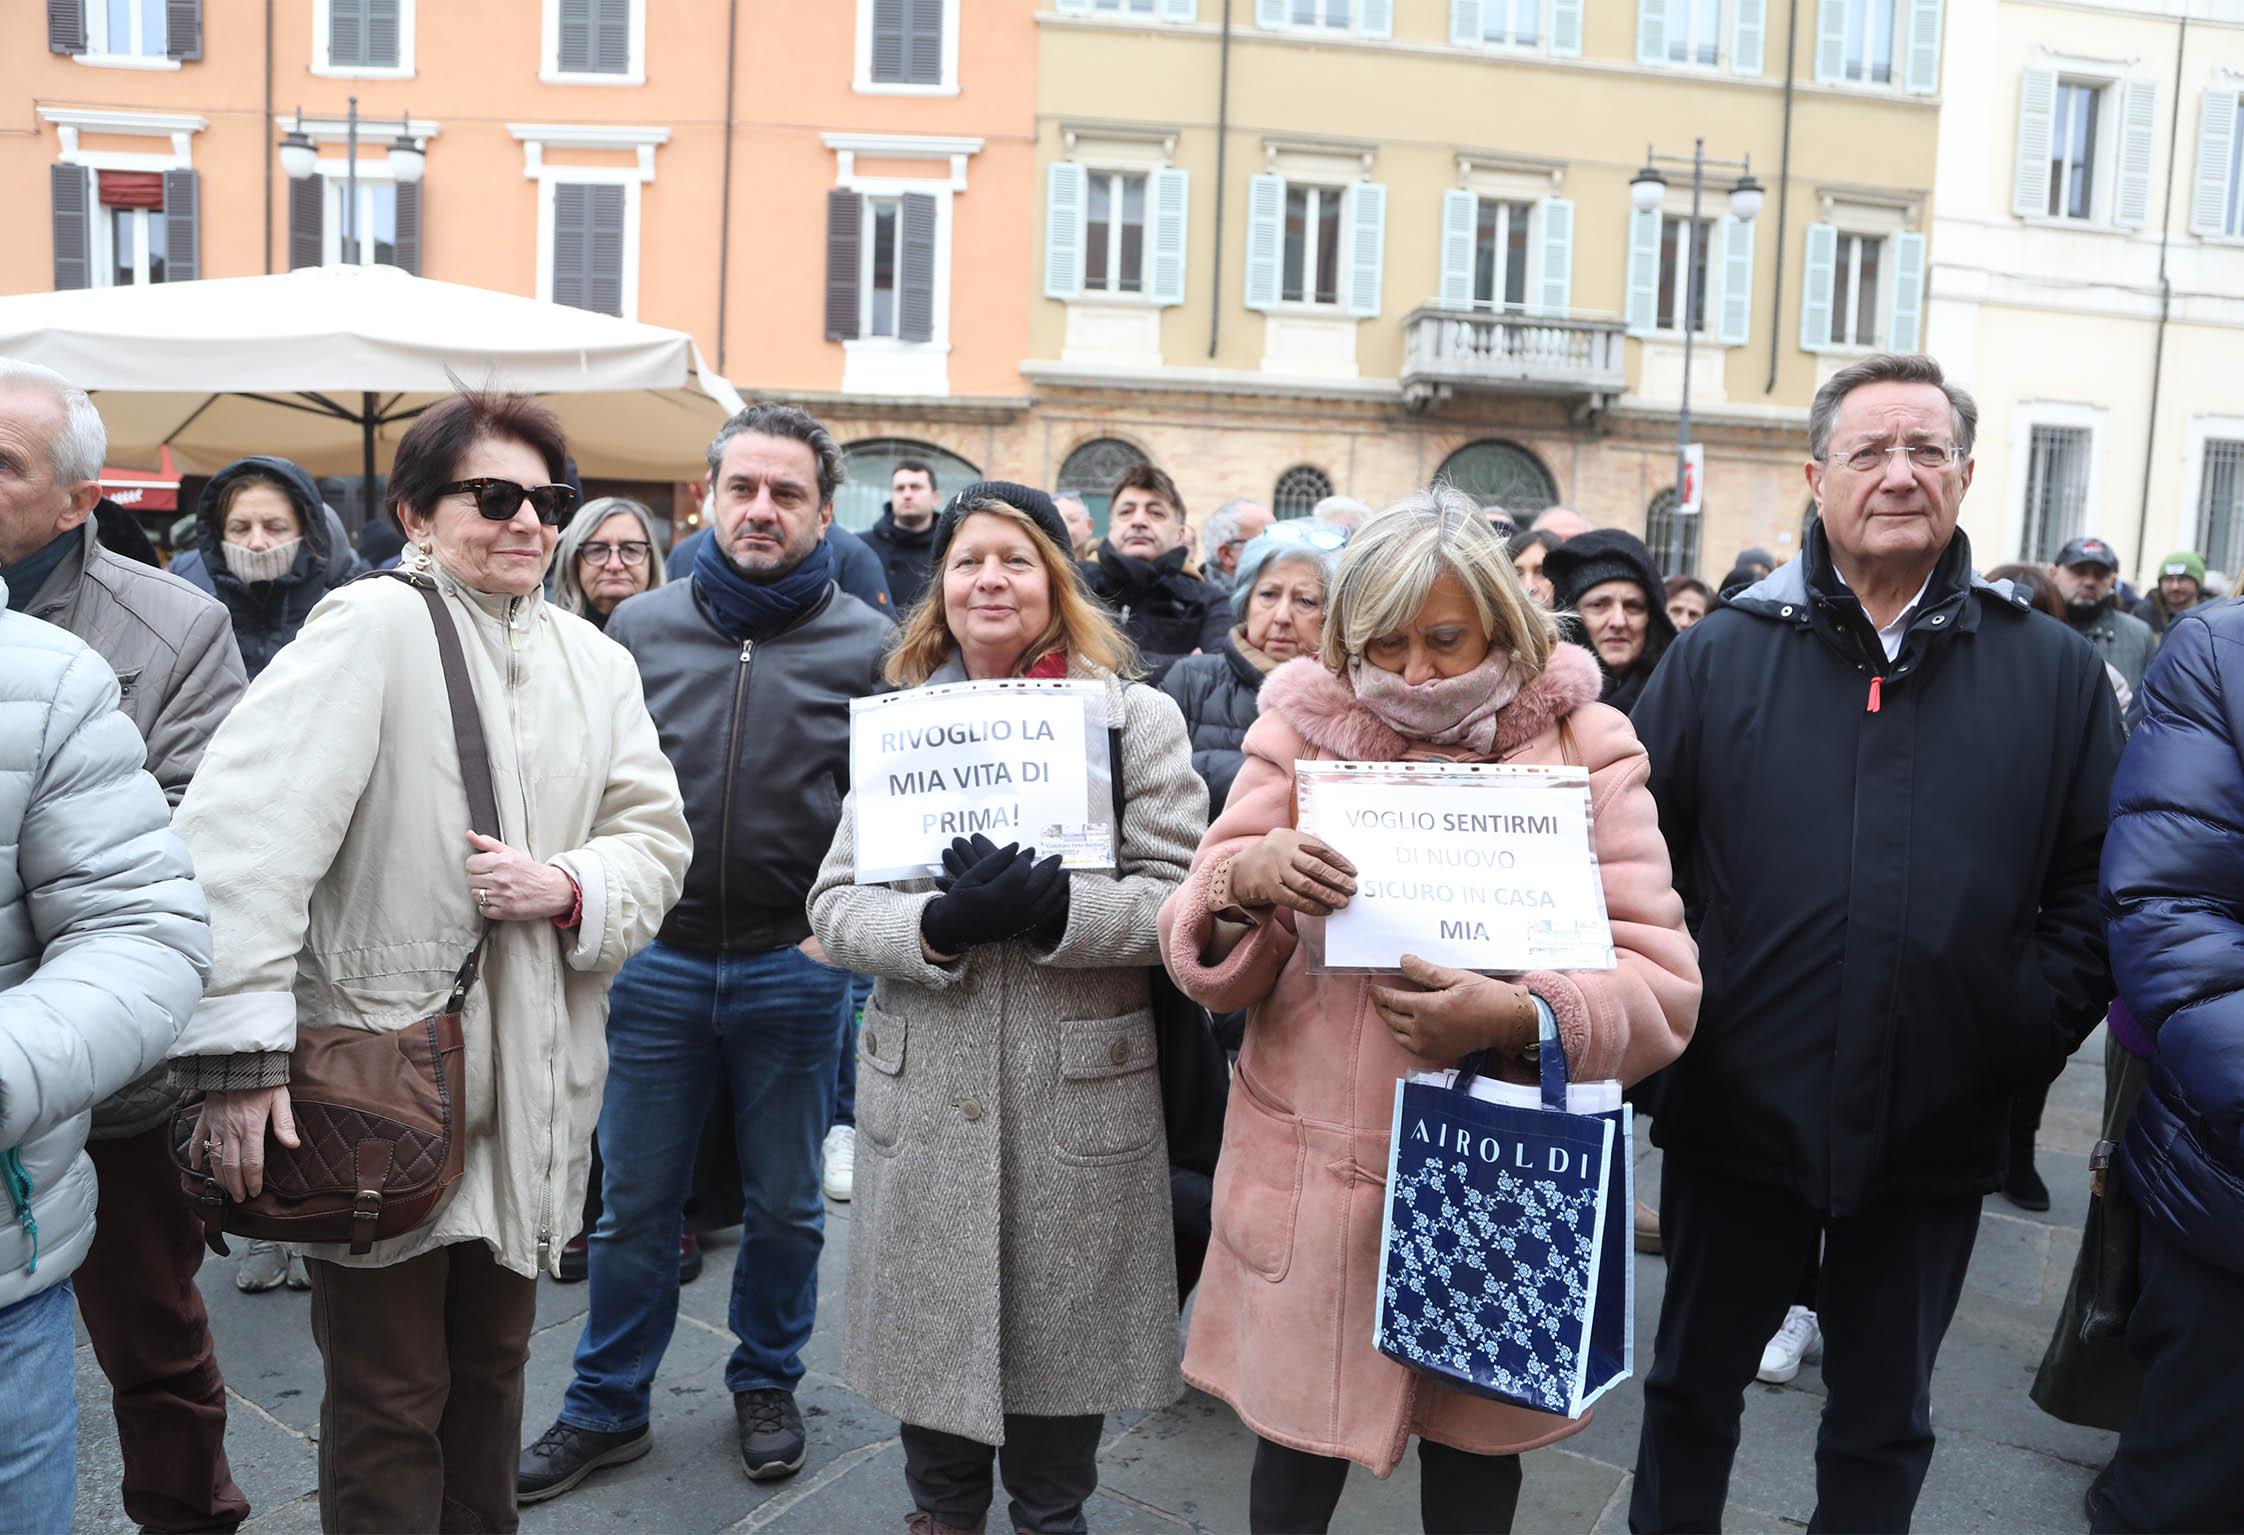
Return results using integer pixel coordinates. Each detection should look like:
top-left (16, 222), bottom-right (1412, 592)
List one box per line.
top-left (162, 169), bottom-right (200, 281)
top-left (52, 164), bottom-right (92, 289)
top-left (394, 180), bottom-right (421, 275)
top-left (289, 174), bottom-right (325, 269)
top-left (165, 0), bottom-right (201, 59)
top-left (898, 192), bottom-right (936, 343)
top-left (825, 189), bottom-right (862, 341)
top-left (48, 0), bottom-right (86, 53)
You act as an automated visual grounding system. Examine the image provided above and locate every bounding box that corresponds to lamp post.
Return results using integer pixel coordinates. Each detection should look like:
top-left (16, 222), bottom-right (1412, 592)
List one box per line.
top-left (1631, 142), bottom-right (1763, 522)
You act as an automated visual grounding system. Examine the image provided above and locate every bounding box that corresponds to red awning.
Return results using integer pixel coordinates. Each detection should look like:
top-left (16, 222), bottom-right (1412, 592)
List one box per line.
top-left (98, 170), bottom-right (165, 210)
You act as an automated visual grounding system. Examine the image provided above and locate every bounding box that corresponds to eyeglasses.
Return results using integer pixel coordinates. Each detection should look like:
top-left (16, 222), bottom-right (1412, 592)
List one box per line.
top-left (1829, 442), bottom-right (1961, 473)
top-left (438, 478), bottom-right (580, 526)
top-left (579, 539), bottom-right (651, 568)
top-left (1257, 521), bottom-right (1350, 553)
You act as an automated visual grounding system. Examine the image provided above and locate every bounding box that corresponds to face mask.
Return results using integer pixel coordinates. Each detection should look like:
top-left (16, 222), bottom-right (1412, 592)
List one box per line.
top-left (223, 537), bottom-right (303, 585)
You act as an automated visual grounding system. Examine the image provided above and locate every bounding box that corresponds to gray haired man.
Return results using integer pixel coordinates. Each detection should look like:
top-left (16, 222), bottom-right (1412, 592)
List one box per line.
top-left (522, 403), bottom-right (891, 1501)
top-left (1200, 498), bottom-right (1273, 592)
top-left (0, 361), bottom-right (250, 1531)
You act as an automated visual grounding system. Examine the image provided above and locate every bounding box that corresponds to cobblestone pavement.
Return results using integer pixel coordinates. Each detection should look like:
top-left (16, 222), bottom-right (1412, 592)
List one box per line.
top-left (72, 1037), bottom-right (2115, 1533)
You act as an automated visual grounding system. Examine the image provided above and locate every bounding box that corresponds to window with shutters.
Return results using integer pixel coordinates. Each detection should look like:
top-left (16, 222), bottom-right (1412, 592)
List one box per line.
top-left (1283, 184), bottom-right (1345, 306)
top-left (2047, 81), bottom-right (2102, 221)
top-left (1813, 0), bottom-right (1939, 92)
top-left (1473, 199), bottom-right (1534, 310)
top-left (1663, 0), bottom-right (1721, 65)
top-left (1272, 465), bottom-right (1336, 520)
top-left (2196, 90), bottom-right (2244, 239)
top-left (1085, 172), bottom-right (1148, 296)
top-left (1840, 0), bottom-right (1896, 82)
top-left (546, 182), bottom-right (628, 318)
top-left (2020, 425), bottom-right (2090, 563)
top-left (1828, 232), bottom-right (1883, 347)
top-left (2196, 439), bottom-right (2244, 577)
top-left (857, 0), bottom-right (957, 93)
top-left (327, 178), bottom-right (398, 266)
top-left (86, 0), bottom-right (167, 59)
top-left (543, 0), bottom-right (641, 83)
top-left (316, 0), bottom-right (412, 75)
top-left (1657, 215), bottom-right (1714, 333)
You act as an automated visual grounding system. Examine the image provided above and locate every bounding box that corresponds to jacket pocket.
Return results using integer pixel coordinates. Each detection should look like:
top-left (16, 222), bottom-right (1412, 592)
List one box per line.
top-left (1052, 1011), bottom-right (1162, 1166)
top-left (1209, 1066), bottom-right (1305, 1284)
top-left (856, 1004), bottom-right (908, 1154)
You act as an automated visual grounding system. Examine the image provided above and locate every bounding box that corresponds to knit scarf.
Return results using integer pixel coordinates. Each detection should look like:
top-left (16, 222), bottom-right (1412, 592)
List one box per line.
top-left (1346, 649), bottom-right (1526, 756)
top-left (1230, 624), bottom-right (1284, 676)
top-left (692, 529), bottom-right (836, 641)
top-left (222, 537), bottom-right (304, 586)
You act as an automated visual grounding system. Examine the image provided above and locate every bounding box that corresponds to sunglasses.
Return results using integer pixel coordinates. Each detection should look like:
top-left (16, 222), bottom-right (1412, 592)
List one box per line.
top-left (438, 478), bottom-right (580, 526)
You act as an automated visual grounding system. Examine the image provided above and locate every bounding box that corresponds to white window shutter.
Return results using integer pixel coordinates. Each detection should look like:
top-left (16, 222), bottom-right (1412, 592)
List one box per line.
top-left (1550, 0), bottom-right (1582, 55)
top-left (1903, 0), bottom-right (1941, 94)
top-left (1439, 189), bottom-right (1476, 309)
top-left (1149, 167), bottom-right (1190, 306)
top-left (1357, 0), bottom-right (1392, 37)
top-left (1344, 181), bottom-right (1387, 317)
top-left (1813, 0), bottom-right (1847, 83)
top-left (1636, 0), bottom-right (1667, 65)
top-left (1732, 0), bottom-right (1765, 74)
top-left (1717, 215), bottom-right (1754, 345)
top-left (1159, 0), bottom-right (1196, 16)
top-left (1045, 162), bottom-right (1086, 300)
top-left (2013, 68), bottom-right (2058, 219)
top-left (2190, 88), bottom-right (2238, 237)
top-left (2115, 78), bottom-right (2158, 230)
top-left (1886, 230), bottom-right (1927, 351)
top-left (1625, 205), bottom-right (1661, 335)
top-left (1451, 0), bottom-right (1483, 46)
top-left (1255, 0), bottom-right (1285, 26)
top-left (1800, 221), bottom-right (1837, 352)
top-left (1244, 173), bottom-right (1284, 310)
top-left (1536, 197), bottom-right (1574, 315)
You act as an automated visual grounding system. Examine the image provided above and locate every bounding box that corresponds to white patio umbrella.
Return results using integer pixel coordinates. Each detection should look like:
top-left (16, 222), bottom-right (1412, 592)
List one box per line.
top-left (0, 265), bottom-right (743, 503)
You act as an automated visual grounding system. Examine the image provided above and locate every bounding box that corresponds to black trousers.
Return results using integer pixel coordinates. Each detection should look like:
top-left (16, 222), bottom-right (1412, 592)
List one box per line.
top-left (901, 1413), bottom-right (1104, 1534)
top-left (1630, 1158), bottom-right (1980, 1534)
top-left (1248, 1435), bottom-right (1522, 1535)
top-left (2094, 1218), bottom-right (2244, 1533)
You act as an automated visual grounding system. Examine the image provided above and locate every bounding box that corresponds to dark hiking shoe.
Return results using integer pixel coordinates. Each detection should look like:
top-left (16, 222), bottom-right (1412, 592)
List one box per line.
top-left (735, 1388), bottom-right (807, 1481)
top-left (516, 1420), bottom-right (651, 1504)
top-left (2003, 1153), bottom-right (2052, 1213)
top-left (681, 1230), bottom-right (704, 1284)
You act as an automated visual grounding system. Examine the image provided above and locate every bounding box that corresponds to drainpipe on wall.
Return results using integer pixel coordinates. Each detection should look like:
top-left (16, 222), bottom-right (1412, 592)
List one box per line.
top-left (1765, 0), bottom-right (1800, 393)
top-left (715, 0), bottom-right (740, 373)
top-left (1208, 0), bottom-right (1233, 358)
top-left (2133, 15), bottom-right (2187, 578)
top-left (263, 0), bottom-right (274, 273)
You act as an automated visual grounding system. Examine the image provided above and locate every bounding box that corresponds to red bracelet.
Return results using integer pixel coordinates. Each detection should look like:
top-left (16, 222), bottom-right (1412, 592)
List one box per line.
top-left (552, 870), bottom-right (583, 931)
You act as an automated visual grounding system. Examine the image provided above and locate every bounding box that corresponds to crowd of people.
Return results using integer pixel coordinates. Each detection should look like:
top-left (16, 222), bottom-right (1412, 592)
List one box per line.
top-left (1, 348), bottom-right (2239, 1535)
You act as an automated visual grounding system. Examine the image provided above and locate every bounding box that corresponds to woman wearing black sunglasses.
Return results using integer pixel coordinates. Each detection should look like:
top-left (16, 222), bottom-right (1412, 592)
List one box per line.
top-left (171, 390), bottom-right (692, 1531)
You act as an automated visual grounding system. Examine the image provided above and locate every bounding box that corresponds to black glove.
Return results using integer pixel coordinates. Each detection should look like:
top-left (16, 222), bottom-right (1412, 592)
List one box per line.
top-left (920, 839), bottom-right (1068, 955)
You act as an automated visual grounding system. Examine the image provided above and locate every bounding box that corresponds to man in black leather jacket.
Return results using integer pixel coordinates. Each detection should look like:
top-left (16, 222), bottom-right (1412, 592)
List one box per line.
top-left (524, 403), bottom-right (889, 1502)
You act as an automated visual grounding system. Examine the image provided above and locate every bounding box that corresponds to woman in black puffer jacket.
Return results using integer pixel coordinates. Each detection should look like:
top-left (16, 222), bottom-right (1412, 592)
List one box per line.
top-left (171, 455), bottom-right (366, 679)
top-left (1158, 525), bottom-right (1341, 817)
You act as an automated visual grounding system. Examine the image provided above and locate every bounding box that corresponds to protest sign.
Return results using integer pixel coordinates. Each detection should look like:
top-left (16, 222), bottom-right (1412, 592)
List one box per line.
top-left (850, 679), bottom-right (1116, 884)
top-left (1295, 761), bottom-right (1613, 973)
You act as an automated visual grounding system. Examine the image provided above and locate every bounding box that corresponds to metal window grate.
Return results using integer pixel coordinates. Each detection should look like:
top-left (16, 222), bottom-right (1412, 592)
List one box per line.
top-left (2021, 425), bottom-right (2090, 563)
top-left (2198, 440), bottom-right (2244, 577)
top-left (1272, 465), bottom-right (1335, 520)
top-left (1645, 488), bottom-right (1702, 578)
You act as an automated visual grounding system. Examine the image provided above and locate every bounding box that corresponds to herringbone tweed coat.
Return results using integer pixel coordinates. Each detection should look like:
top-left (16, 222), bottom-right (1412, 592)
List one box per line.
top-left (808, 666), bottom-right (1204, 1446)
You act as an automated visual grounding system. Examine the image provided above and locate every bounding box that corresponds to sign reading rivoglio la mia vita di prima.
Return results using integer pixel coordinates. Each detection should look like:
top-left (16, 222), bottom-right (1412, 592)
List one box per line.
top-left (849, 679), bottom-right (1117, 885)
top-left (1295, 760), bottom-right (1615, 973)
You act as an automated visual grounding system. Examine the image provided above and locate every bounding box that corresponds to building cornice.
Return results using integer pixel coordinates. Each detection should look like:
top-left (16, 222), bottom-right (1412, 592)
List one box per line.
top-left (508, 123), bottom-right (667, 180)
top-left (1022, 358), bottom-right (1404, 404)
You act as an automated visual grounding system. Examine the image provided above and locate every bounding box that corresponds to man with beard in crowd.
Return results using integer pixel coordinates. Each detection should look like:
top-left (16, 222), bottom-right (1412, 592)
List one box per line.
top-left (2050, 536), bottom-right (2157, 702)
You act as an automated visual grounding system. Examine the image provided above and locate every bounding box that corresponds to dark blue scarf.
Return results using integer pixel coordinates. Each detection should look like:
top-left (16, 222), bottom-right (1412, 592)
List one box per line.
top-left (693, 527), bottom-right (837, 640)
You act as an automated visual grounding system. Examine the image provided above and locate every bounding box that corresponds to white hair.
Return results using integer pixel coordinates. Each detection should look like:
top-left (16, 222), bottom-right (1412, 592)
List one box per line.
top-left (0, 360), bottom-right (107, 487)
top-left (1312, 494), bottom-right (1375, 531)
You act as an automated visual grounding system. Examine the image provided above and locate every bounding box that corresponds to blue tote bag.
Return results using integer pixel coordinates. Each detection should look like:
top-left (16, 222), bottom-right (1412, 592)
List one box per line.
top-left (1373, 1011), bottom-right (1633, 1419)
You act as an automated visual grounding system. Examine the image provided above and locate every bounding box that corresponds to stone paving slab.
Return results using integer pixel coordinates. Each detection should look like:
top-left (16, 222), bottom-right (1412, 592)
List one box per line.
top-left (72, 1041), bottom-right (2118, 1534)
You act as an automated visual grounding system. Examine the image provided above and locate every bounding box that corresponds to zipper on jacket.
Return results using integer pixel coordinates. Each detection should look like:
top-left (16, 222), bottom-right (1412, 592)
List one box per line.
top-left (717, 639), bottom-right (754, 951)
top-left (2, 1148), bottom-right (40, 1276)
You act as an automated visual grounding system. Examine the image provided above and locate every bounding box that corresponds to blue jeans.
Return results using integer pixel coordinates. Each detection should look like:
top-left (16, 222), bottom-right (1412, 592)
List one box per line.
top-left (835, 973), bottom-right (872, 1130)
top-left (563, 941), bottom-right (849, 1432)
top-left (0, 1280), bottom-right (78, 1534)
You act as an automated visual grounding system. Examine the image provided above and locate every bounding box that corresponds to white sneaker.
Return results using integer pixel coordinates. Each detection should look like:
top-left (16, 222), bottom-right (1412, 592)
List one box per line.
top-left (284, 1246), bottom-right (312, 1290)
top-left (821, 1125), bottom-right (856, 1203)
top-left (235, 1239), bottom-right (289, 1293)
top-left (1757, 1305), bottom-right (1821, 1385)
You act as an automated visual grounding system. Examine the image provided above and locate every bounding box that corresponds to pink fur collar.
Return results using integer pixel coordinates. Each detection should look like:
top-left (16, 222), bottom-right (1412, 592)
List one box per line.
top-left (1257, 643), bottom-right (1604, 761)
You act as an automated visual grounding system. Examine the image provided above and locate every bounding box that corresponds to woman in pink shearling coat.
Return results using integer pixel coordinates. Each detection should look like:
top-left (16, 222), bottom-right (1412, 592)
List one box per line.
top-left (1157, 493), bottom-right (1700, 1534)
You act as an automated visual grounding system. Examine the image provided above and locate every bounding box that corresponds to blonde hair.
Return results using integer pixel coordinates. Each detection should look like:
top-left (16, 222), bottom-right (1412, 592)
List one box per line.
top-left (1320, 487), bottom-right (1560, 675)
top-left (552, 497), bottom-right (668, 617)
top-left (885, 498), bottom-right (1138, 686)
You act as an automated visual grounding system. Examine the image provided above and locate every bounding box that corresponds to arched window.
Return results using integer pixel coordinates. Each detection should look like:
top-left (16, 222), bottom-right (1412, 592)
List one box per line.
top-left (1057, 437), bottom-right (1149, 531)
top-left (1272, 465), bottom-right (1335, 521)
top-left (1434, 440), bottom-right (1559, 515)
top-left (836, 438), bottom-right (982, 533)
top-left (1644, 488), bottom-right (1701, 578)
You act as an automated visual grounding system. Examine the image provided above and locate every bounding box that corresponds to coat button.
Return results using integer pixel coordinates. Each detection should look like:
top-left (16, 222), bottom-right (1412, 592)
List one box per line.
top-left (1109, 1039), bottom-right (1131, 1066)
top-left (959, 1098), bottom-right (983, 1122)
top-left (862, 1030), bottom-right (878, 1057)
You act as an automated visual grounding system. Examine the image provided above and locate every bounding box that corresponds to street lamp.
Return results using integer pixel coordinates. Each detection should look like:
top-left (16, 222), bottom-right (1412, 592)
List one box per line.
top-left (279, 97), bottom-right (425, 259)
top-left (1632, 141), bottom-right (1764, 523)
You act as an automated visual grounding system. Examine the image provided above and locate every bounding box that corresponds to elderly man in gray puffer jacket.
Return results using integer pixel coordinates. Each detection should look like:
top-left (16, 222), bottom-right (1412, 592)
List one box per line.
top-left (0, 582), bottom-right (212, 1535)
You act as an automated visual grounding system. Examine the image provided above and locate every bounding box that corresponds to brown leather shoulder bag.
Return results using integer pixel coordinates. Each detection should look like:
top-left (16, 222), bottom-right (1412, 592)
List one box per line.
top-left (172, 573), bottom-right (495, 1256)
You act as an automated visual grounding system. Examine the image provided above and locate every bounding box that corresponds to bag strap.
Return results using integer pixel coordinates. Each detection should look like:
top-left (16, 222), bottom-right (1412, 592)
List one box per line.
top-left (377, 571), bottom-right (500, 1009)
